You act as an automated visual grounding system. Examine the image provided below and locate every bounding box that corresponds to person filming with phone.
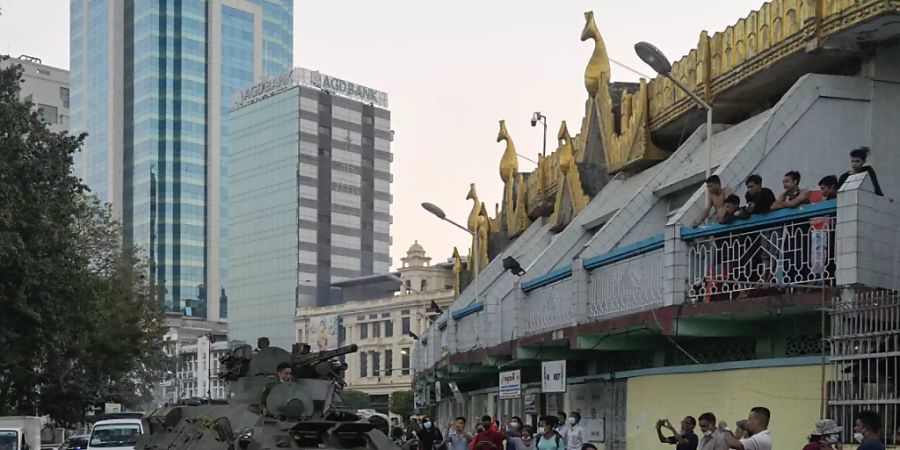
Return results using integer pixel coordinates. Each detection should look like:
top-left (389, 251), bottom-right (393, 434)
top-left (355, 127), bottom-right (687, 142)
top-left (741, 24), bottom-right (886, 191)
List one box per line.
top-left (656, 416), bottom-right (699, 450)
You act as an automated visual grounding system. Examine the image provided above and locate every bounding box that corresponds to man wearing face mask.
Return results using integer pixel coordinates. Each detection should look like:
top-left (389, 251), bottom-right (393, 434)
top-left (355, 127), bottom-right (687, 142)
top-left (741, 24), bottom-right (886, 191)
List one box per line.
top-left (564, 412), bottom-right (584, 450)
top-left (853, 410), bottom-right (884, 450)
top-left (555, 412), bottom-right (570, 446)
top-left (697, 413), bottom-right (727, 450)
top-left (418, 417), bottom-right (443, 450)
top-left (720, 407), bottom-right (771, 450)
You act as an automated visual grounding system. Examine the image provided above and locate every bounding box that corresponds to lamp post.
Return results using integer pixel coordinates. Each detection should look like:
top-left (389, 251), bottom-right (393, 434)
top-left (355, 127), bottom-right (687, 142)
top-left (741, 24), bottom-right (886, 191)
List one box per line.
top-left (421, 202), bottom-right (479, 302)
top-left (634, 41), bottom-right (714, 206)
top-left (531, 112), bottom-right (548, 157)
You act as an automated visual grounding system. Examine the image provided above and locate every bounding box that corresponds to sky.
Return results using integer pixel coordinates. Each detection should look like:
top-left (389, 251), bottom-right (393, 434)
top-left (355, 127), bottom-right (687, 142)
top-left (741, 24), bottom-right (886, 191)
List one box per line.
top-left (0, 0), bottom-right (763, 269)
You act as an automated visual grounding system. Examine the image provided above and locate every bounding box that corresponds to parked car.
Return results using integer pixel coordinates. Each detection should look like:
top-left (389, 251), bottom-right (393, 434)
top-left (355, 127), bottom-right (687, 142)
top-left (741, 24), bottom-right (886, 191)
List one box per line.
top-left (58, 435), bottom-right (89, 450)
top-left (87, 419), bottom-right (142, 450)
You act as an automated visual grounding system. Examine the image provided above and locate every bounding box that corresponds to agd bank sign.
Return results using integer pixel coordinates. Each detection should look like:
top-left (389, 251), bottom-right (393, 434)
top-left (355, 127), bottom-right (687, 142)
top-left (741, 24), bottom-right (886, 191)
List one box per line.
top-left (233, 67), bottom-right (388, 109)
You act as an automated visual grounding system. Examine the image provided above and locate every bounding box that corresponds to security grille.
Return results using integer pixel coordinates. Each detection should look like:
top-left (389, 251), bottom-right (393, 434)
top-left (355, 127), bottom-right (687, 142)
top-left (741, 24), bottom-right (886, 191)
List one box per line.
top-left (829, 289), bottom-right (900, 445)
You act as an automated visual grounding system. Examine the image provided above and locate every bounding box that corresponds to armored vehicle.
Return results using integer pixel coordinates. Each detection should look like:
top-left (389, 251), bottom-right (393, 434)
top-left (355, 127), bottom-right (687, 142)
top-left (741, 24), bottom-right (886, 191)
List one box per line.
top-left (137, 338), bottom-right (398, 450)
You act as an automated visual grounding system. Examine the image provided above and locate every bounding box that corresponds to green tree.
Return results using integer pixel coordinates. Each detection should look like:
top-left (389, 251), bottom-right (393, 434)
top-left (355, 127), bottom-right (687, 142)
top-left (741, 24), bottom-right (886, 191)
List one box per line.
top-left (389, 390), bottom-right (415, 420)
top-left (0, 60), bottom-right (165, 426)
top-left (340, 389), bottom-right (372, 410)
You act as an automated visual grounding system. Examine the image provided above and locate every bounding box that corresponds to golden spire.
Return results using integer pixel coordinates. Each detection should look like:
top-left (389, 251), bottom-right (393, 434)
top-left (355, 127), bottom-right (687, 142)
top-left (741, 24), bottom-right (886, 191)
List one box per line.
top-left (497, 120), bottom-right (519, 233)
top-left (466, 183), bottom-right (480, 233)
top-left (581, 11), bottom-right (611, 97)
top-left (557, 121), bottom-right (574, 175)
top-left (497, 120), bottom-right (518, 183)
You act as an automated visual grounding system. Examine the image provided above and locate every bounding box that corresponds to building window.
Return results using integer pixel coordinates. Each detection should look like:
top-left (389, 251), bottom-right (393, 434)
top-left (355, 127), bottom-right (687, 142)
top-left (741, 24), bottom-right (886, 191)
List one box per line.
top-left (37, 104), bottom-right (58, 124)
top-left (372, 320), bottom-right (381, 338)
top-left (385, 349), bottom-right (393, 376)
top-left (359, 352), bottom-right (367, 378)
top-left (381, 312), bottom-right (391, 318)
top-left (384, 320), bottom-right (393, 337)
top-left (359, 322), bottom-right (368, 339)
top-left (401, 317), bottom-right (411, 335)
top-left (59, 87), bottom-right (69, 108)
top-left (421, 280), bottom-right (428, 292)
top-left (401, 348), bottom-right (410, 375)
top-left (371, 351), bottom-right (380, 376)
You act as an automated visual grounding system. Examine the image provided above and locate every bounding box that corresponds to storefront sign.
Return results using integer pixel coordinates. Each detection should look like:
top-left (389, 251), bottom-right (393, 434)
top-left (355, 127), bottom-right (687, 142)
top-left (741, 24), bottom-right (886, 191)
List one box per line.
top-left (542, 360), bottom-right (567, 393)
top-left (499, 370), bottom-right (521, 399)
top-left (104, 403), bottom-right (122, 414)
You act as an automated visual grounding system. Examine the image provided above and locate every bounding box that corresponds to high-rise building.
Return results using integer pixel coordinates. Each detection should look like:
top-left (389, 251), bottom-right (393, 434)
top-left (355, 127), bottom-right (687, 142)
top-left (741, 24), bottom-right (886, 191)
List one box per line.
top-left (228, 67), bottom-right (392, 347)
top-left (1, 55), bottom-right (69, 133)
top-left (69, 1), bottom-right (293, 321)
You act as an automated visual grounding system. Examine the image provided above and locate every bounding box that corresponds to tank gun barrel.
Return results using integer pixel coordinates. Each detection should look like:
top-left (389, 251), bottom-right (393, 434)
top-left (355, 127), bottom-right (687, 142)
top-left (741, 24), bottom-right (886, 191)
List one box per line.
top-left (292, 344), bottom-right (359, 368)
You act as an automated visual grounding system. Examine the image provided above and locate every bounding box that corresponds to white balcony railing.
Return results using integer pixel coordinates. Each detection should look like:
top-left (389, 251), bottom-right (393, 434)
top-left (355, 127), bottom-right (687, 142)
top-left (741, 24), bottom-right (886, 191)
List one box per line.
top-left (523, 280), bottom-right (574, 334)
top-left (453, 312), bottom-right (482, 353)
top-left (686, 214), bottom-right (836, 300)
top-left (588, 248), bottom-right (664, 318)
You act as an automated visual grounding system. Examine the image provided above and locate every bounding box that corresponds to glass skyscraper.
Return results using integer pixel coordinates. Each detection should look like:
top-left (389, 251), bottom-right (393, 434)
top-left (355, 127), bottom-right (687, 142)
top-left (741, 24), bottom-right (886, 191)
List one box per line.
top-left (228, 68), bottom-right (392, 347)
top-left (70, 0), bottom-right (292, 321)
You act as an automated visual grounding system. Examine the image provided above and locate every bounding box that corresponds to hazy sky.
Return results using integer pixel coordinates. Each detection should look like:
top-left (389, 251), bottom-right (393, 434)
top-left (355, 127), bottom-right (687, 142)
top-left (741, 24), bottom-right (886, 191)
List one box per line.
top-left (0, 0), bottom-right (762, 268)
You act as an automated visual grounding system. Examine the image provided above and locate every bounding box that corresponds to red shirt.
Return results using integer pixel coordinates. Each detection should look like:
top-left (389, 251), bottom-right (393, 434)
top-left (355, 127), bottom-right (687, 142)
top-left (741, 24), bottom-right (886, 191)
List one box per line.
top-left (471, 430), bottom-right (504, 450)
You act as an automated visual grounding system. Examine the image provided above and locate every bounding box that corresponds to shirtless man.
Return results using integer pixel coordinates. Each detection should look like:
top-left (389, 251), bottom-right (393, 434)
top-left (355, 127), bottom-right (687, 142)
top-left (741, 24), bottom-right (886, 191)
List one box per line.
top-left (694, 175), bottom-right (732, 227)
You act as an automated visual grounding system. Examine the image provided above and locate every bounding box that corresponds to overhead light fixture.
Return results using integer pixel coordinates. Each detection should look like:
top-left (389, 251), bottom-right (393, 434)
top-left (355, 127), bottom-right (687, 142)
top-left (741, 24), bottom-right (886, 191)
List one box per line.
top-left (502, 256), bottom-right (526, 276)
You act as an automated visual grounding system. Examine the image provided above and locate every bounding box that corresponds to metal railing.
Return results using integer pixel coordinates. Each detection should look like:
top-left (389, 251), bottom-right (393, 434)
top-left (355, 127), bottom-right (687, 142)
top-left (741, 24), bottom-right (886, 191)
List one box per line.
top-left (453, 312), bottom-right (483, 353)
top-left (829, 289), bottom-right (900, 446)
top-left (588, 248), bottom-right (664, 318)
top-left (523, 280), bottom-right (575, 334)
top-left (686, 215), bottom-right (836, 300)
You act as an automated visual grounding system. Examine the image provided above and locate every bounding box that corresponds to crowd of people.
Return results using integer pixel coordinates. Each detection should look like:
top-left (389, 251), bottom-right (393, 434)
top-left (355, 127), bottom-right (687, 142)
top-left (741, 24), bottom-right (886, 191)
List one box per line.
top-left (388, 407), bottom-right (888, 450)
top-left (694, 147), bottom-right (883, 227)
top-left (390, 412), bottom-right (593, 450)
top-left (652, 407), bottom-right (885, 450)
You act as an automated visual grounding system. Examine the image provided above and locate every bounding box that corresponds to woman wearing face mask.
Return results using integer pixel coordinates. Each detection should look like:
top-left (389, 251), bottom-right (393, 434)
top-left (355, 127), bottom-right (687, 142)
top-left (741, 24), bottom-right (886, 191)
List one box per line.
top-left (506, 417), bottom-right (523, 438)
top-left (418, 417), bottom-right (444, 450)
top-left (509, 430), bottom-right (535, 450)
top-left (536, 417), bottom-right (565, 450)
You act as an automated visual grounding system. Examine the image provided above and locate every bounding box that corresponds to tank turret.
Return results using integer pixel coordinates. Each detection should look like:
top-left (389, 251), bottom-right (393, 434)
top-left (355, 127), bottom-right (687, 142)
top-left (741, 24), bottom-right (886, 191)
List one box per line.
top-left (137, 338), bottom-right (397, 450)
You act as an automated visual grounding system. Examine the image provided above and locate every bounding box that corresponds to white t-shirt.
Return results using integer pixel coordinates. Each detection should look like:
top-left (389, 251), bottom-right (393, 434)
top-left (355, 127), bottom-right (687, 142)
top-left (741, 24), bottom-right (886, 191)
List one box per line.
top-left (739, 429), bottom-right (771, 450)
top-left (556, 425), bottom-right (570, 445)
top-left (565, 425), bottom-right (584, 450)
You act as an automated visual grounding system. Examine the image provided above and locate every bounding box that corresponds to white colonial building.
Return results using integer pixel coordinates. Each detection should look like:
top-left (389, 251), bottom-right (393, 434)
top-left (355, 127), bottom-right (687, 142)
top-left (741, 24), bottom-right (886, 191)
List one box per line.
top-left (295, 242), bottom-right (456, 412)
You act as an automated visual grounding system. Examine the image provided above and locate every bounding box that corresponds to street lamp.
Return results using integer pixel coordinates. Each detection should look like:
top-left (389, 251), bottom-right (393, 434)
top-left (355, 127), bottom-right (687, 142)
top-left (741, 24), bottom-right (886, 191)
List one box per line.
top-left (421, 202), bottom-right (480, 303)
top-left (531, 112), bottom-right (548, 157)
top-left (634, 41), bottom-right (714, 206)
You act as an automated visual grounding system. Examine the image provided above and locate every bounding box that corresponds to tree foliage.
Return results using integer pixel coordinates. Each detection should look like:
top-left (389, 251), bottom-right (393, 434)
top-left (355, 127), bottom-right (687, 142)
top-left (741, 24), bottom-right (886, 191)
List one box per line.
top-left (0, 60), bottom-right (165, 426)
top-left (389, 390), bottom-right (415, 420)
top-left (340, 389), bottom-right (372, 410)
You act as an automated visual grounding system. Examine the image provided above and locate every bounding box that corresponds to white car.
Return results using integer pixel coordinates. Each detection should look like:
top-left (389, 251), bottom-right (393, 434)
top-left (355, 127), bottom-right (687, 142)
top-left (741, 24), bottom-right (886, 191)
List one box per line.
top-left (87, 419), bottom-right (143, 450)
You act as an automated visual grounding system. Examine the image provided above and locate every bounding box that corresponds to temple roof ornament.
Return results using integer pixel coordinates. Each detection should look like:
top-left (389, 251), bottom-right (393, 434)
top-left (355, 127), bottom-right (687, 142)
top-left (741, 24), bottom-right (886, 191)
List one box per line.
top-left (581, 11), bottom-right (611, 97)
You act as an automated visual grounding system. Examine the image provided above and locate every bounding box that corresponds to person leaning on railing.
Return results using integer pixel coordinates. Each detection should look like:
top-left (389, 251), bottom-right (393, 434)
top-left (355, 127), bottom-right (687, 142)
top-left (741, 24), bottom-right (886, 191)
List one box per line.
top-left (735, 175), bottom-right (776, 220)
top-left (771, 171), bottom-right (809, 211)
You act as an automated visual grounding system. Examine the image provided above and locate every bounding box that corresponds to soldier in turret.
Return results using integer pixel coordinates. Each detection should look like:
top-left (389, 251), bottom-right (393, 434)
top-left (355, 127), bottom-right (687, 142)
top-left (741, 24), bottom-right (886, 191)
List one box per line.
top-left (261, 362), bottom-right (293, 414)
